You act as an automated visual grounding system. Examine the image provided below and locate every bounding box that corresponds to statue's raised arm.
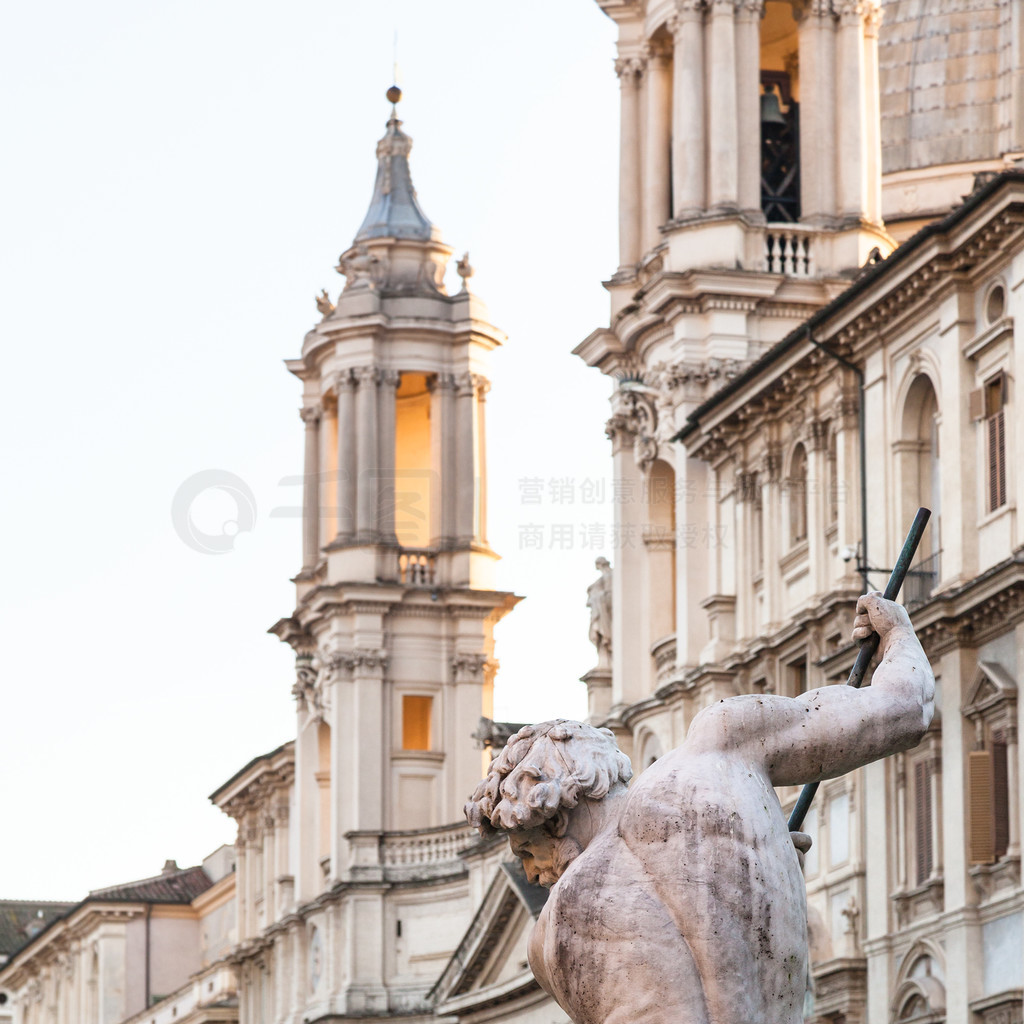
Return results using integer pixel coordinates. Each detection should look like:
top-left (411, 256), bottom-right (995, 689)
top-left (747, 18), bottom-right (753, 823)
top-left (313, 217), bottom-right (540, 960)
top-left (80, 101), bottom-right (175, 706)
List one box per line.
top-left (465, 594), bottom-right (935, 1024)
top-left (684, 592), bottom-right (935, 787)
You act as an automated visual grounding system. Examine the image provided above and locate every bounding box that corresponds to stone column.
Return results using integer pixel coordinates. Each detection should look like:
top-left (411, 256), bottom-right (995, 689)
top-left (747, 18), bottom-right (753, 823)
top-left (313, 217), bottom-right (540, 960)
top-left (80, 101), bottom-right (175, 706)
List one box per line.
top-left (760, 444), bottom-right (783, 628)
top-left (377, 369), bottom-right (400, 545)
top-left (1007, 723), bottom-right (1020, 858)
top-left (300, 406), bottom-right (321, 569)
top-left (862, 2), bottom-right (883, 224)
top-left (354, 367), bottom-right (379, 542)
top-left (807, 419), bottom-right (830, 596)
top-left (797, 1), bottom-right (838, 224)
top-left (455, 373), bottom-right (479, 546)
top-left (431, 374), bottom-right (457, 547)
top-left (335, 371), bottom-right (356, 542)
top-left (235, 829), bottom-right (249, 939)
top-left (273, 798), bottom-right (291, 916)
top-left (734, 469), bottom-right (752, 640)
top-left (929, 748), bottom-right (944, 878)
top-left (475, 378), bottom-right (490, 544)
top-left (835, 0), bottom-right (867, 220)
top-left (707, 0), bottom-right (739, 210)
top-left (615, 56), bottom-right (644, 266)
top-left (669, 3), bottom-right (706, 218)
top-left (735, 0), bottom-right (763, 213)
top-left (642, 44), bottom-right (672, 251)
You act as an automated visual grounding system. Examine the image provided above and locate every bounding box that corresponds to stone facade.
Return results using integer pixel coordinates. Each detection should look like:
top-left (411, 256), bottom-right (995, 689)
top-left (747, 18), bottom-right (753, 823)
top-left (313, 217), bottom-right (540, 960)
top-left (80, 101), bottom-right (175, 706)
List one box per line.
top-left (206, 96), bottom-right (556, 1024)
top-left (577, 1), bottom-right (1024, 1021)
top-left (0, 854), bottom-right (237, 1024)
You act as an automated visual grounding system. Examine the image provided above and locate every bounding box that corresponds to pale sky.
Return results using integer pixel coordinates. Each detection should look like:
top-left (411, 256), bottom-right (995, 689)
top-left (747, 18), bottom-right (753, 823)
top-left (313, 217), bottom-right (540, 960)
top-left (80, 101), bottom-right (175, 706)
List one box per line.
top-left (1, 2), bottom-right (621, 899)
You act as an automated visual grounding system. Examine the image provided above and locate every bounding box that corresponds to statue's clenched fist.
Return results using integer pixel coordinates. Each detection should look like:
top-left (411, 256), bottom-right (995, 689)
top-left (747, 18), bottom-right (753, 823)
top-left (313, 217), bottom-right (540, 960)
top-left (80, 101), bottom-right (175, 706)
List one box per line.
top-left (852, 591), bottom-right (914, 649)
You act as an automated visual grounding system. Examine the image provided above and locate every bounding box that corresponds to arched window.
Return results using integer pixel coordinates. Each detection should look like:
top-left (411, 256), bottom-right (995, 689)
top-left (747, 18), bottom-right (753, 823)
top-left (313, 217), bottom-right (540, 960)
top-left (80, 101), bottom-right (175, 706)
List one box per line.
top-left (788, 444), bottom-right (808, 546)
top-left (899, 374), bottom-right (940, 604)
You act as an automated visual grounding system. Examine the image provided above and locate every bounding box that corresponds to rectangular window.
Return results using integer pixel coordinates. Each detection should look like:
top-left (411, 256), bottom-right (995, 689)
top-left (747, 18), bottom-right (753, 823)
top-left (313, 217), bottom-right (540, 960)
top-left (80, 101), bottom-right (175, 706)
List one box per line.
top-left (402, 695), bottom-right (432, 751)
top-left (829, 792), bottom-right (850, 866)
top-left (788, 654), bottom-right (808, 696)
top-left (914, 758), bottom-right (933, 885)
top-left (985, 374), bottom-right (1007, 512)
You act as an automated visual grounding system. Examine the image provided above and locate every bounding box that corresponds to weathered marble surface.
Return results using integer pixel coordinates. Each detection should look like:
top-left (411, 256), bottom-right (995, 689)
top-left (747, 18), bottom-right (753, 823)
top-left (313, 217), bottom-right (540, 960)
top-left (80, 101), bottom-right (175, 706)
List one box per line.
top-left (466, 594), bottom-right (935, 1024)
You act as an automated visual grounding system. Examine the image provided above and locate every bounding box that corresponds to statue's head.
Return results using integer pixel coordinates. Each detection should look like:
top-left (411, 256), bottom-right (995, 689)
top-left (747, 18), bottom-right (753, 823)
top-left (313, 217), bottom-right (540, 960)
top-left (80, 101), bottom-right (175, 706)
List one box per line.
top-left (465, 719), bottom-right (633, 886)
top-left (595, 556), bottom-right (610, 571)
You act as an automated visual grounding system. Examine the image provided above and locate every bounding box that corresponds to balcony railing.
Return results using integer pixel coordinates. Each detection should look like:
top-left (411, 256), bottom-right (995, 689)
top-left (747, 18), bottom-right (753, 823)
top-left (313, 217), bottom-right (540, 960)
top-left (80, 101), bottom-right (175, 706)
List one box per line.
top-left (764, 225), bottom-right (814, 277)
top-left (904, 550), bottom-right (941, 609)
top-left (399, 548), bottom-right (436, 586)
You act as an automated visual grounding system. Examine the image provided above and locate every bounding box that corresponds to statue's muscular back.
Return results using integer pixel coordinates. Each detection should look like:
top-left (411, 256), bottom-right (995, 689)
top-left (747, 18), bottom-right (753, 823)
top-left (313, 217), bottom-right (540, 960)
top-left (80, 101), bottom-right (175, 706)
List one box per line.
top-left (528, 747), bottom-right (807, 1024)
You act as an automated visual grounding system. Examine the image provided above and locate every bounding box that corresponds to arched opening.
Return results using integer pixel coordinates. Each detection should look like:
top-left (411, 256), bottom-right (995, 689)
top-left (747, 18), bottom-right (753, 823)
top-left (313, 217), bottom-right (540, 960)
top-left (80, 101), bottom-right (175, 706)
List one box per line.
top-left (787, 443), bottom-right (808, 547)
top-left (645, 459), bottom-right (677, 658)
top-left (316, 721), bottom-right (331, 865)
top-left (760, 2), bottom-right (801, 223)
top-left (394, 372), bottom-right (433, 549)
top-left (899, 374), bottom-right (940, 604)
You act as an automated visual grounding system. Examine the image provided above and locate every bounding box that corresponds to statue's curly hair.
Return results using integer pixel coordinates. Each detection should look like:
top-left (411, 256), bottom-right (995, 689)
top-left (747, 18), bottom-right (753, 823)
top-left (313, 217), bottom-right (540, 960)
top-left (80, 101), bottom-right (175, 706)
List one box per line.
top-left (464, 719), bottom-right (633, 837)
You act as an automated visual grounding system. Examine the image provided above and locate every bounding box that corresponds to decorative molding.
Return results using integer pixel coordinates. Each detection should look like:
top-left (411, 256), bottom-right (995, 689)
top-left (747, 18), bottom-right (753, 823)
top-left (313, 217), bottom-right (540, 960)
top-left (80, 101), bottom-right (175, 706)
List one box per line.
top-left (299, 405), bottom-right (322, 425)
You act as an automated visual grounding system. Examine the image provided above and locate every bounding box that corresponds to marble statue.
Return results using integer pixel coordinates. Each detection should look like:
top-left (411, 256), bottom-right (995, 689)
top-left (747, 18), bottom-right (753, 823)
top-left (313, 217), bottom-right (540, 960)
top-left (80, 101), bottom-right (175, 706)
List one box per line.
top-left (465, 593), bottom-right (934, 1024)
top-left (586, 557), bottom-right (613, 667)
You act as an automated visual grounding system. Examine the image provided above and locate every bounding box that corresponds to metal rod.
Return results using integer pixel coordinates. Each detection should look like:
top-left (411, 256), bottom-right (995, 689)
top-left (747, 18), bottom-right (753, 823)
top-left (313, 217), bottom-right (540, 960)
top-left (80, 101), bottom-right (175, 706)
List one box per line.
top-left (787, 507), bottom-right (931, 832)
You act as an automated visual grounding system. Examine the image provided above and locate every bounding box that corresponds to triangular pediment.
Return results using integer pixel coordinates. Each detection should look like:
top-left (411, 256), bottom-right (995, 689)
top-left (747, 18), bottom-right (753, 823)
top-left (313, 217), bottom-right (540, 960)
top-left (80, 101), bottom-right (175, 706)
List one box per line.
top-left (431, 859), bottom-right (548, 1010)
top-left (964, 661), bottom-right (1017, 717)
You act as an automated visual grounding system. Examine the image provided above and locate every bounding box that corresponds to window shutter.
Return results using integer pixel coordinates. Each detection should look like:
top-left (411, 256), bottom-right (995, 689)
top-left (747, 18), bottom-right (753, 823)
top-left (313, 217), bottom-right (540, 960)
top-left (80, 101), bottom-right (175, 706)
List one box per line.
top-left (987, 410), bottom-right (1007, 511)
top-left (970, 387), bottom-right (985, 421)
top-left (993, 732), bottom-right (1009, 860)
top-left (914, 759), bottom-right (933, 885)
top-left (968, 749), bottom-right (996, 864)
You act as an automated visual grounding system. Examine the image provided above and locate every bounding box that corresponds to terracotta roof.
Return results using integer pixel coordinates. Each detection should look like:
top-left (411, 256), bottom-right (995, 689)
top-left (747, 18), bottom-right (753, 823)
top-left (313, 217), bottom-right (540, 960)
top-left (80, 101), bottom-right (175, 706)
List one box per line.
top-left (88, 865), bottom-right (212, 904)
top-left (0, 901), bottom-right (76, 960)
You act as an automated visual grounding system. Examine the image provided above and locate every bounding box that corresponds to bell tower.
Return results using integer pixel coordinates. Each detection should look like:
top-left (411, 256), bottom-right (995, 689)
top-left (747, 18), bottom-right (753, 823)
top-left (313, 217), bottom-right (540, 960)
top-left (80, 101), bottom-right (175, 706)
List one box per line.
top-left (576, 0), bottom-right (892, 717)
top-left (272, 89), bottom-right (519, 906)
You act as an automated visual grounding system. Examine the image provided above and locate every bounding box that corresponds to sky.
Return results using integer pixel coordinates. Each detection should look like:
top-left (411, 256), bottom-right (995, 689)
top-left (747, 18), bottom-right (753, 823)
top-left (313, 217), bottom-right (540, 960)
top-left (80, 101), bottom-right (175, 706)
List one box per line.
top-left (0, 2), bottom-right (621, 899)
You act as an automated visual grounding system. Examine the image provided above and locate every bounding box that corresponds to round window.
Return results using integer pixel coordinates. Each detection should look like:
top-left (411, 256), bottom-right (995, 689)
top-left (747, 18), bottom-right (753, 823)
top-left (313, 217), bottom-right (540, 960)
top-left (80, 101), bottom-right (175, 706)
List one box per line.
top-left (986, 283), bottom-right (1005, 324)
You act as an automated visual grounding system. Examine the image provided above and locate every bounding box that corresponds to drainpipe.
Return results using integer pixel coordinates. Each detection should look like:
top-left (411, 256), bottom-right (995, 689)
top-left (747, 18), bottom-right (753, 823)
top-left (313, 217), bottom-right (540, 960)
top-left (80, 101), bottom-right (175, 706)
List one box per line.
top-left (804, 330), bottom-right (871, 594)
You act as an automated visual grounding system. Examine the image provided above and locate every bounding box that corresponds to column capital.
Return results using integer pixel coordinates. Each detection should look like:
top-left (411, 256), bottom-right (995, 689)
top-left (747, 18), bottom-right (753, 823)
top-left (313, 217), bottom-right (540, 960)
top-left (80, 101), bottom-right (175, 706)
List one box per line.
top-left (455, 371), bottom-right (489, 397)
top-left (706, 0), bottom-right (739, 10)
top-left (300, 404), bottom-right (322, 425)
top-left (668, 0), bottom-right (706, 32)
top-left (353, 365), bottom-right (379, 387)
top-left (428, 372), bottom-right (457, 392)
top-left (614, 55), bottom-right (645, 82)
top-left (736, 0), bottom-right (764, 15)
top-left (761, 443), bottom-right (783, 483)
top-left (835, 0), bottom-right (865, 22)
top-left (331, 369), bottom-right (356, 393)
top-left (378, 369), bottom-right (401, 389)
top-left (641, 40), bottom-right (672, 65)
top-left (808, 418), bottom-right (830, 452)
